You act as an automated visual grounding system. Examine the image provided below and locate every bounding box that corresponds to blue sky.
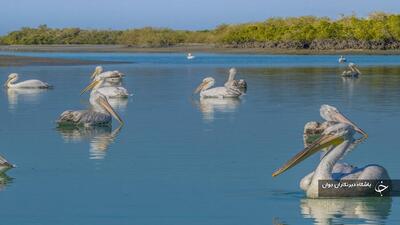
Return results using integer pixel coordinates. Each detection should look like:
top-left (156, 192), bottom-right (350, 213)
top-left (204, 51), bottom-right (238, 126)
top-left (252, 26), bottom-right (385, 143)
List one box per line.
top-left (1, 0), bottom-right (399, 34)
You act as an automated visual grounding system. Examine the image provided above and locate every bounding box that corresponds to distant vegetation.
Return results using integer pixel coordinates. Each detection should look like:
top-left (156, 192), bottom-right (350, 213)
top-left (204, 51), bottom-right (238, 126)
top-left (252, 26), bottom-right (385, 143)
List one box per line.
top-left (1, 12), bottom-right (400, 49)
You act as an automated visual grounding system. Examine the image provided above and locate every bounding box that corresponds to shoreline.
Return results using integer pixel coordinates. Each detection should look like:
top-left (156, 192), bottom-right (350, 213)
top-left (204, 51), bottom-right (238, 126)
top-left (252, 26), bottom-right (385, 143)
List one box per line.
top-left (0, 54), bottom-right (128, 67)
top-left (1, 44), bottom-right (400, 55)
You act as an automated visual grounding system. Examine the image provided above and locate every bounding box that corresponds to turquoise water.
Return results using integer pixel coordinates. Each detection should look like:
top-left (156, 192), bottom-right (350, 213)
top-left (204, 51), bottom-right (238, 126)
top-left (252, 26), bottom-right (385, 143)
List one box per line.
top-left (0, 53), bottom-right (400, 225)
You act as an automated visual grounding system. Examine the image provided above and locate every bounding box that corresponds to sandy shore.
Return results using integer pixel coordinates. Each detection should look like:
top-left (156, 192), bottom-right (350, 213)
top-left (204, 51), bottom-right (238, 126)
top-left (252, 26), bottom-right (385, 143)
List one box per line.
top-left (0, 54), bottom-right (127, 67)
top-left (1, 44), bottom-right (400, 55)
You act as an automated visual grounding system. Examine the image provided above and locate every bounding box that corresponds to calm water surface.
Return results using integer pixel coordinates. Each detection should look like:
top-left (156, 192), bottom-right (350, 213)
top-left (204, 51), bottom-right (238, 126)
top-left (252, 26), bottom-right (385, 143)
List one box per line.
top-left (0, 53), bottom-right (400, 225)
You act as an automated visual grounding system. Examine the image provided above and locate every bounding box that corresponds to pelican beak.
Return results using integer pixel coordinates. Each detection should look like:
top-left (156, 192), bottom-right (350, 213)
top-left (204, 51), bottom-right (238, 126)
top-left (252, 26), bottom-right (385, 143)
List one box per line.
top-left (194, 81), bottom-right (209, 94)
top-left (354, 66), bottom-right (362, 75)
top-left (80, 80), bottom-right (101, 95)
top-left (272, 132), bottom-right (345, 177)
top-left (98, 97), bottom-right (124, 125)
top-left (4, 77), bottom-right (12, 88)
top-left (332, 112), bottom-right (367, 138)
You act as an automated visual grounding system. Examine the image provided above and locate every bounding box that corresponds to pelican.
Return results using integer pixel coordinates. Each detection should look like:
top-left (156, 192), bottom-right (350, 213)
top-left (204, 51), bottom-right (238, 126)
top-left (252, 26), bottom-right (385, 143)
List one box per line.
top-left (272, 105), bottom-right (389, 198)
top-left (342, 62), bottom-right (361, 78)
top-left (57, 91), bottom-right (124, 127)
top-left (81, 72), bottom-right (129, 98)
top-left (0, 154), bottom-right (15, 173)
top-left (338, 55), bottom-right (347, 63)
top-left (187, 53), bottom-right (195, 60)
top-left (4, 73), bottom-right (51, 89)
top-left (194, 77), bottom-right (242, 98)
top-left (91, 66), bottom-right (124, 86)
top-left (224, 68), bottom-right (247, 94)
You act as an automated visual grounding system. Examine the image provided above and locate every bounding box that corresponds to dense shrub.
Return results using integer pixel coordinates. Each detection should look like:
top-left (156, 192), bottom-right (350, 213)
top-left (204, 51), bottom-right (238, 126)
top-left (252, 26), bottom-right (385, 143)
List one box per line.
top-left (1, 13), bottom-right (400, 49)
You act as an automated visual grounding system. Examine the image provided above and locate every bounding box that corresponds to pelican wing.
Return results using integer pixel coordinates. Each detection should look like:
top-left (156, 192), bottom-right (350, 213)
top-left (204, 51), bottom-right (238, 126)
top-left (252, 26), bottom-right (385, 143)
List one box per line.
top-left (12, 79), bottom-right (51, 89)
top-left (57, 110), bottom-right (112, 126)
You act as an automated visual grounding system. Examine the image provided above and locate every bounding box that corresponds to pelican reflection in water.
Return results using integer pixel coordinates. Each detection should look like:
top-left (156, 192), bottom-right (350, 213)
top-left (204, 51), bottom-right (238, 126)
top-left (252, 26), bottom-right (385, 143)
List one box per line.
top-left (0, 154), bottom-right (15, 191)
top-left (0, 173), bottom-right (13, 191)
top-left (301, 197), bottom-right (391, 225)
top-left (196, 98), bottom-right (241, 122)
top-left (272, 105), bottom-right (390, 198)
top-left (57, 125), bottom-right (122, 160)
top-left (6, 88), bottom-right (48, 110)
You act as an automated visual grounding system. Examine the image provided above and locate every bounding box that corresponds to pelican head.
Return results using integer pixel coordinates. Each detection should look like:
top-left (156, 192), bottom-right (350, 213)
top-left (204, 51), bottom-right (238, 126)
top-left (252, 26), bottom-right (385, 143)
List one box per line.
top-left (272, 123), bottom-right (355, 177)
top-left (91, 91), bottom-right (124, 125)
top-left (4, 73), bottom-right (18, 88)
top-left (194, 77), bottom-right (215, 94)
top-left (81, 72), bottom-right (122, 95)
top-left (91, 66), bottom-right (104, 80)
top-left (97, 71), bottom-right (124, 80)
top-left (228, 68), bottom-right (237, 81)
top-left (320, 105), bottom-right (367, 138)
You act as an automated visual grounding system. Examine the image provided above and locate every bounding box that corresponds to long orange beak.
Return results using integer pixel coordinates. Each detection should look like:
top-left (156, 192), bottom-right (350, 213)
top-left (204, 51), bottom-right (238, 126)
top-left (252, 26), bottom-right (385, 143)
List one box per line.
top-left (272, 132), bottom-right (345, 177)
top-left (98, 97), bottom-right (124, 125)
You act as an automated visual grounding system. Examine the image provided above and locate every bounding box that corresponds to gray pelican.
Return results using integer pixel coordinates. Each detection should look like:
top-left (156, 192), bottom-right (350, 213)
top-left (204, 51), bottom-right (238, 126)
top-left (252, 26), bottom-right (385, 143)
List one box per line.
top-left (57, 90), bottom-right (124, 127)
top-left (224, 68), bottom-right (247, 93)
top-left (0, 154), bottom-right (15, 173)
top-left (338, 55), bottom-right (347, 63)
top-left (4, 73), bottom-right (51, 89)
top-left (194, 77), bottom-right (242, 98)
top-left (91, 66), bottom-right (124, 86)
top-left (81, 72), bottom-right (129, 98)
top-left (272, 105), bottom-right (389, 198)
top-left (187, 53), bottom-right (195, 60)
top-left (342, 62), bottom-right (361, 77)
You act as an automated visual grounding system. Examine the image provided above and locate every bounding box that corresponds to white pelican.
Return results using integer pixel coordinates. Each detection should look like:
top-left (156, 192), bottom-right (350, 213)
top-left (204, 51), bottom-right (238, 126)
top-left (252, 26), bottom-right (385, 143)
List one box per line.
top-left (4, 73), bottom-right (51, 89)
top-left (342, 62), bottom-right (361, 78)
top-left (57, 91), bottom-right (124, 127)
top-left (338, 55), bottom-right (347, 63)
top-left (187, 53), bottom-right (195, 60)
top-left (91, 66), bottom-right (124, 86)
top-left (224, 68), bottom-right (247, 94)
top-left (194, 77), bottom-right (242, 98)
top-left (272, 105), bottom-right (389, 198)
top-left (0, 154), bottom-right (15, 173)
top-left (81, 72), bottom-right (129, 98)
